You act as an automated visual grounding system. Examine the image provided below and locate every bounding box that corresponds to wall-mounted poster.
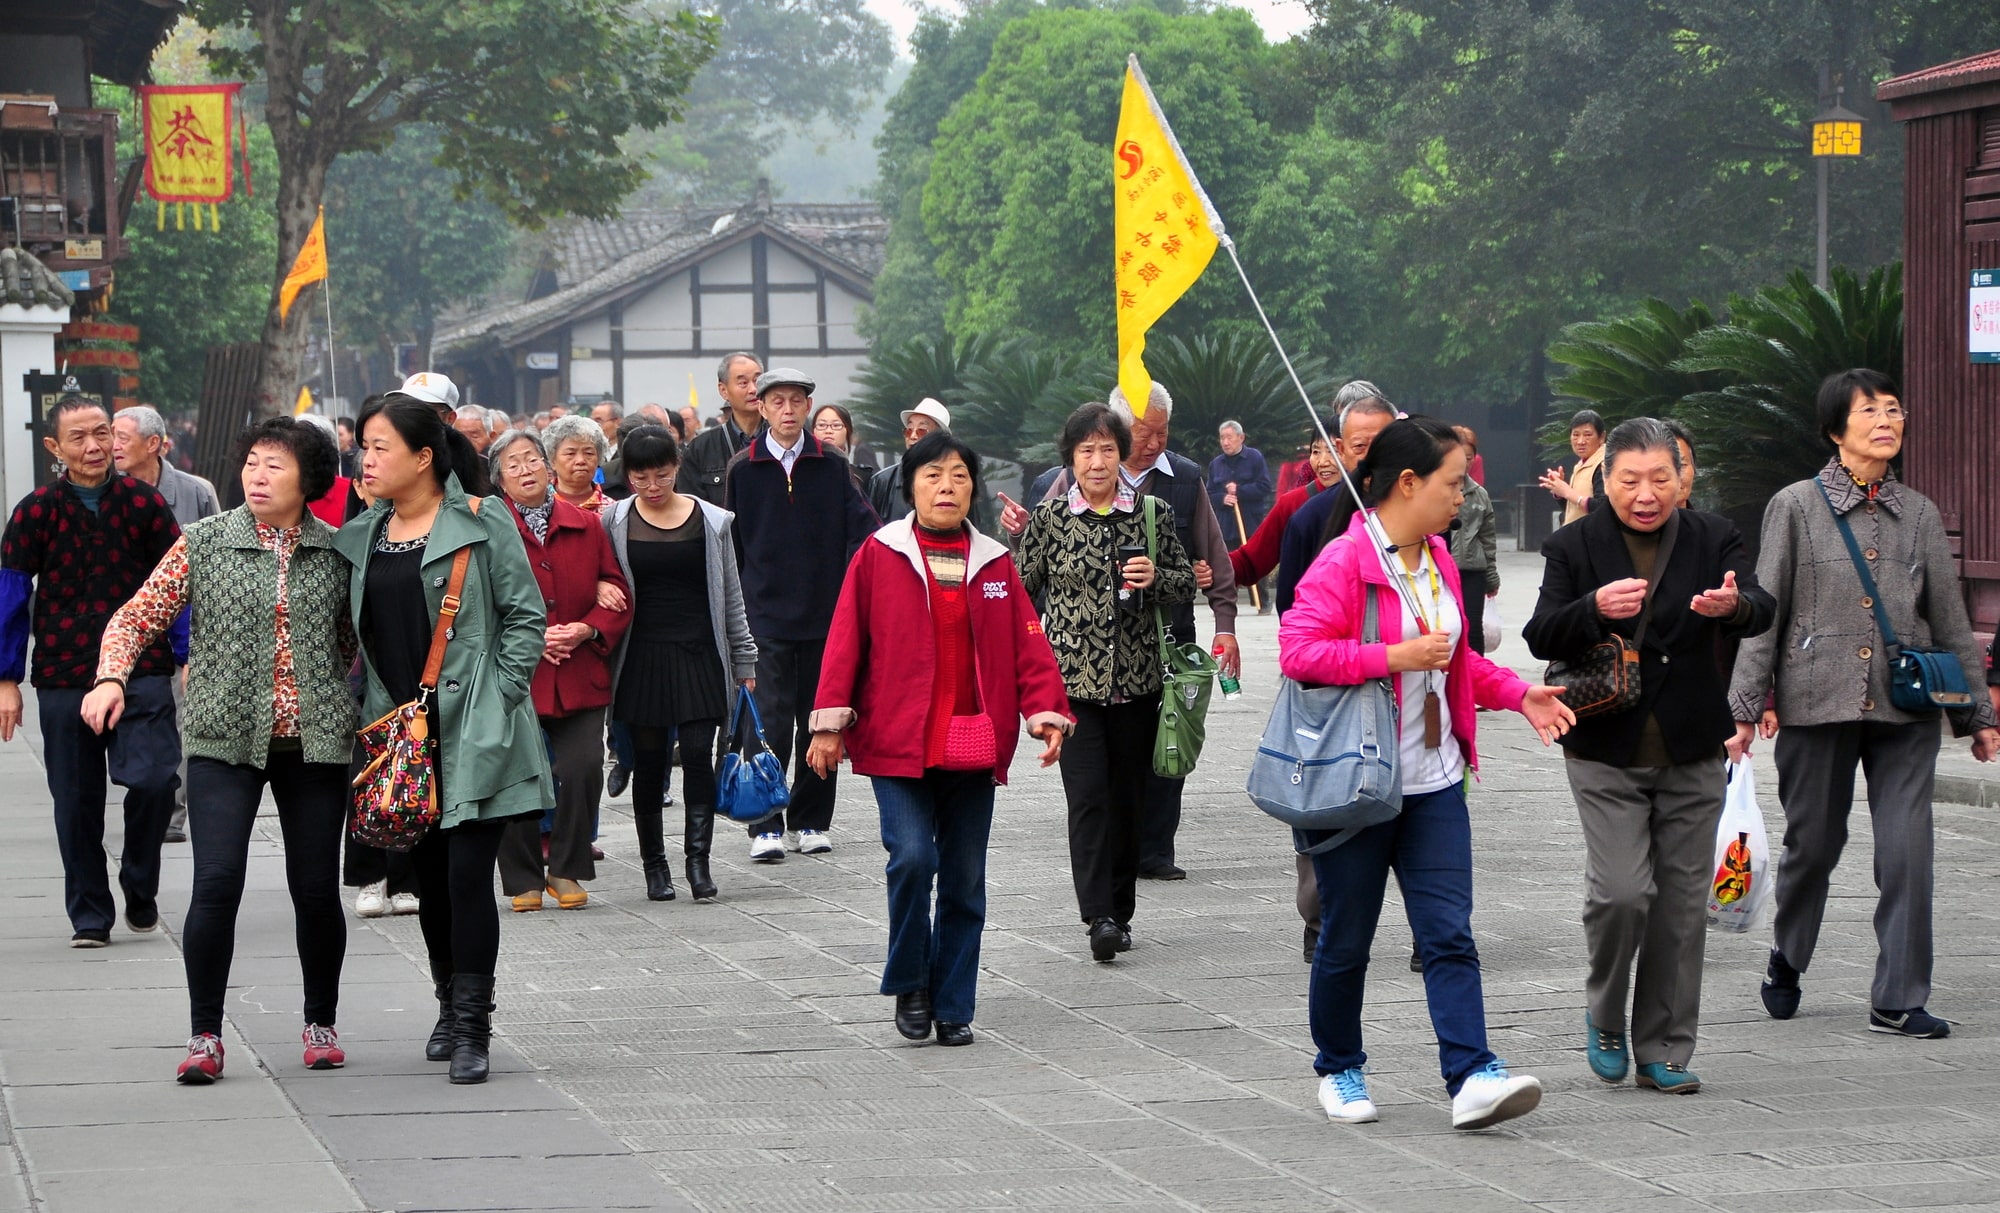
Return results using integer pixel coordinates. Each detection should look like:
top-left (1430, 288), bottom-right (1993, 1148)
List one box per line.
top-left (1973, 269), bottom-right (2000, 364)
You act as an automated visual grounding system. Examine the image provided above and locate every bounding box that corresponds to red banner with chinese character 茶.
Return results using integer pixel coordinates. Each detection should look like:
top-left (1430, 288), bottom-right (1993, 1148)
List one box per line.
top-left (140, 84), bottom-right (243, 204)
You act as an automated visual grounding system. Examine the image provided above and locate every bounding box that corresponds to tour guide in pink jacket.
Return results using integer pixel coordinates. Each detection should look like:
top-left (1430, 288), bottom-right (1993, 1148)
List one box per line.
top-left (808, 431), bottom-right (1071, 1048)
top-left (1276, 416), bottom-right (1571, 1132)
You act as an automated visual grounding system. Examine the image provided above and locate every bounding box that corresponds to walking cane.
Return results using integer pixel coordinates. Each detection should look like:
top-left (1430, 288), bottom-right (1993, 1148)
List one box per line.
top-left (1229, 499), bottom-right (1261, 611)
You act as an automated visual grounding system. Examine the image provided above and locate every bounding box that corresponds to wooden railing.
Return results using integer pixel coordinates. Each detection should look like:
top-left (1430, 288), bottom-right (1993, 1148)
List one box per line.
top-left (0, 108), bottom-right (122, 274)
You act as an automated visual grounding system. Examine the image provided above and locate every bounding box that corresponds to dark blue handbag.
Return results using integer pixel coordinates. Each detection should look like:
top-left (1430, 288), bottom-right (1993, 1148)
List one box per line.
top-left (1817, 482), bottom-right (1975, 715)
top-left (715, 687), bottom-right (790, 825)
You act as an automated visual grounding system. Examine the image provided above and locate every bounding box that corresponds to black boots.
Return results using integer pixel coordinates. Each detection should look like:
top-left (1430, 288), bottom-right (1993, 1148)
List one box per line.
top-left (635, 806), bottom-right (676, 901)
top-left (685, 803), bottom-right (717, 901)
top-left (426, 961), bottom-right (453, 1062)
top-left (448, 973), bottom-right (496, 1085)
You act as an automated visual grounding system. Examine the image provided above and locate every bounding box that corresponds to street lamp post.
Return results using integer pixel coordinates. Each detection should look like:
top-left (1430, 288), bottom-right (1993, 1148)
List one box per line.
top-left (1811, 86), bottom-right (1865, 289)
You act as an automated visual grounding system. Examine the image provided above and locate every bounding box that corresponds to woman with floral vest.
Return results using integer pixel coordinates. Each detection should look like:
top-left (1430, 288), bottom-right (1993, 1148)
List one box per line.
top-left (83, 418), bottom-right (357, 1085)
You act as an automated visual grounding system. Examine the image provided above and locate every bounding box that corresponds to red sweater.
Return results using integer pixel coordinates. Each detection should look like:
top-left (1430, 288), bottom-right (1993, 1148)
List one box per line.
top-left (813, 519), bottom-right (1071, 782)
top-left (1229, 480), bottom-right (1324, 589)
top-left (918, 529), bottom-right (978, 766)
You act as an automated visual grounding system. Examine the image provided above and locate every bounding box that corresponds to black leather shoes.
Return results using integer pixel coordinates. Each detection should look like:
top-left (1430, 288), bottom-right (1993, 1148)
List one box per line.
top-left (894, 990), bottom-right (933, 1040)
top-left (644, 860), bottom-right (676, 902)
top-left (1088, 917), bottom-right (1121, 962)
top-left (1137, 864), bottom-right (1186, 881)
top-left (1409, 945), bottom-right (1424, 973)
top-left (1761, 949), bottom-right (1801, 1019)
top-left (935, 1021), bottom-right (974, 1047)
top-left (1116, 923), bottom-right (1133, 953)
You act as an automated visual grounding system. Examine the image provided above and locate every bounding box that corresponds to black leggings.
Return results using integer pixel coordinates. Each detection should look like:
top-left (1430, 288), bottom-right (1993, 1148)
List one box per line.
top-left (631, 721), bottom-right (718, 845)
top-left (182, 752), bottom-right (348, 1036)
top-left (411, 816), bottom-right (509, 980)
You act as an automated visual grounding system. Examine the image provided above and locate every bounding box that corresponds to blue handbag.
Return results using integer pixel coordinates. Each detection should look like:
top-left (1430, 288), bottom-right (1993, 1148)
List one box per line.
top-left (1245, 585), bottom-right (1403, 855)
top-left (715, 687), bottom-right (790, 825)
top-left (1816, 482), bottom-right (1975, 715)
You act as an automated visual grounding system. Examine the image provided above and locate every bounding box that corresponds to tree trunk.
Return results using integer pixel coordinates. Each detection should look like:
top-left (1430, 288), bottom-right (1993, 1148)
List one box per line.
top-left (251, 146), bottom-right (331, 418)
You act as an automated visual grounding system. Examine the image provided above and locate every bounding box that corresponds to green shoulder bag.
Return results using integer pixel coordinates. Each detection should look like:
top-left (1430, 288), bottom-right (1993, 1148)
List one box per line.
top-left (1144, 496), bottom-right (1219, 778)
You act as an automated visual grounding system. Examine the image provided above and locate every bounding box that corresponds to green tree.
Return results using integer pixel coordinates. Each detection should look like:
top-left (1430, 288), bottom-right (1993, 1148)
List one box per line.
top-left (919, 7), bottom-right (1282, 358)
top-left (323, 125), bottom-right (514, 368)
top-left (626, 0), bottom-right (895, 202)
top-left (864, 0), bottom-right (1044, 348)
top-left (1136, 332), bottom-right (1338, 466)
top-left (1675, 263), bottom-right (1902, 513)
top-left (188, 0), bottom-right (720, 415)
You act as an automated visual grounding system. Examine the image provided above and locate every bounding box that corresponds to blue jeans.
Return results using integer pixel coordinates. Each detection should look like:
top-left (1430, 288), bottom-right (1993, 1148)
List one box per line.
top-left (873, 770), bottom-right (996, 1024)
top-left (1301, 783), bottom-right (1494, 1096)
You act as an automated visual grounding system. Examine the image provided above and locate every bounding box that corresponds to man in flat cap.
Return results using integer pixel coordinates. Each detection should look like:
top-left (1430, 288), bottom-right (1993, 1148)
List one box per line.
top-left (724, 368), bottom-right (878, 861)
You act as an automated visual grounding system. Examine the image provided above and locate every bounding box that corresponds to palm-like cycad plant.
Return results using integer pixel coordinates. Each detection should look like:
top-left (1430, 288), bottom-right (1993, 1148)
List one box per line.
top-left (1542, 299), bottom-right (1725, 454)
top-left (1674, 264), bottom-right (1902, 513)
top-left (1125, 331), bottom-right (1337, 465)
top-left (849, 333), bottom-right (1005, 454)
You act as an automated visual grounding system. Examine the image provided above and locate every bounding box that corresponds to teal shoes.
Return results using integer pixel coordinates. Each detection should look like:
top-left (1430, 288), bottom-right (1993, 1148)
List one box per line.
top-left (1635, 1062), bottom-right (1702, 1093)
top-left (1585, 1012), bottom-right (1628, 1083)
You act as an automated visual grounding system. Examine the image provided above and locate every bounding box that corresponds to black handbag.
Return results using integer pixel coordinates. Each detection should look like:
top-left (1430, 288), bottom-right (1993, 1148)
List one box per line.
top-left (1816, 482), bottom-right (1974, 714)
top-left (1543, 511), bottom-right (1679, 720)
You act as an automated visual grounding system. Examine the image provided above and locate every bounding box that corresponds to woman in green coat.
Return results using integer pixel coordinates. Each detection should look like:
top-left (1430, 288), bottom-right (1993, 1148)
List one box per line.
top-left (336, 396), bottom-right (552, 1085)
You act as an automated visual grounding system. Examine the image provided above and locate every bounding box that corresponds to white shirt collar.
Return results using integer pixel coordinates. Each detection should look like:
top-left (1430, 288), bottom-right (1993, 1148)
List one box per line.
top-left (765, 431), bottom-right (804, 463)
top-left (1119, 452), bottom-right (1174, 488)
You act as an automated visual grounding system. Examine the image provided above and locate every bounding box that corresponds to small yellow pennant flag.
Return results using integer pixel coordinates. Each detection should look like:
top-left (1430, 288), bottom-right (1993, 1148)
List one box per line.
top-left (1113, 56), bottom-right (1223, 418)
top-left (688, 373), bottom-right (700, 414)
top-left (294, 385), bottom-right (313, 415)
top-left (279, 206), bottom-right (328, 323)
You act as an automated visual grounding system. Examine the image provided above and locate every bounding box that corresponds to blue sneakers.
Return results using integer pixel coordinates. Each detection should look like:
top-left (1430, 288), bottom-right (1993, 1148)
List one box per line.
top-left (1585, 1012), bottom-right (1628, 1083)
top-left (1868, 1007), bottom-right (1950, 1039)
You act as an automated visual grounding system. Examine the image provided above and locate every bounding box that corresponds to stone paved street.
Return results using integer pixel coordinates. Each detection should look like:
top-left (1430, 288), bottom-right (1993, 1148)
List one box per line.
top-left (3, 547), bottom-right (1999, 1212)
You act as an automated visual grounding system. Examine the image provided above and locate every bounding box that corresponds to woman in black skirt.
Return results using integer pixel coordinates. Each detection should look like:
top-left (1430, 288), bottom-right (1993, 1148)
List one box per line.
top-left (601, 426), bottom-right (757, 901)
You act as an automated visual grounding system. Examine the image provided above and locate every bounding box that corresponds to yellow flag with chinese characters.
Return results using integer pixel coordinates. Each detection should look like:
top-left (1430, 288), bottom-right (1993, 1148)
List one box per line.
top-left (278, 207), bottom-right (328, 323)
top-left (1113, 56), bottom-right (1223, 417)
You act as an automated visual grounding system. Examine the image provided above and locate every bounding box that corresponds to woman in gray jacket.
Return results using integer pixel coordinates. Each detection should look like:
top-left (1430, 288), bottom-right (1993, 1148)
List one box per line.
top-left (602, 425), bottom-right (757, 902)
top-left (1729, 369), bottom-right (2000, 1040)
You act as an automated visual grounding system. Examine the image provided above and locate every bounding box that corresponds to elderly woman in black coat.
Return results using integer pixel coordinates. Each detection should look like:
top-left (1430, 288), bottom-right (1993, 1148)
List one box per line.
top-left (1525, 417), bottom-right (1775, 1097)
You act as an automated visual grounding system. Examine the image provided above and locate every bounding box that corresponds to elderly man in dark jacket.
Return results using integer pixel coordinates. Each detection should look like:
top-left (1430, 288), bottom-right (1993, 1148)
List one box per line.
top-left (725, 367), bottom-right (879, 861)
top-left (1526, 417), bottom-right (1775, 1096)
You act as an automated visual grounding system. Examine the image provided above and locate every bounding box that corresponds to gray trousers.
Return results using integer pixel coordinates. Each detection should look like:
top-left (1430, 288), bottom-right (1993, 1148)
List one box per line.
top-left (169, 672), bottom-right (189, 828)
top-left (1770, 719), bottom-right (1939, 1011)
top-left (1568, 753), bottom-right (1723, 1066)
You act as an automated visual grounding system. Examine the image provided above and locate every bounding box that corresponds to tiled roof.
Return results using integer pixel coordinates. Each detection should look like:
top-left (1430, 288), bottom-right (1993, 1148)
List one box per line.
top-left (436, 199), bottom-right (886, 357)
top-left (0, 247), bottom-right (75, 309)
top-left (1877, 48), bottom-right (2000, 101)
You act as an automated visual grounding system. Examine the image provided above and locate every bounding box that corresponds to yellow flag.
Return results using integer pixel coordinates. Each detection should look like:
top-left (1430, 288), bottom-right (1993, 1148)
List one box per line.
top-left (294, 386), bottom-right (313, 416)
top-left (688, 373), bottom-right (700, 414)
top-left (279, 206), bottom-right (328, 322)
top-left (1114, 56), bottom-right (1223, 417)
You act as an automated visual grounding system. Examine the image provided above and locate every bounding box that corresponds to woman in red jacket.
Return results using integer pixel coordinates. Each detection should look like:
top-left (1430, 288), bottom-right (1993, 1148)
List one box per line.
top-left (808, 431), bottom-right (1072, 1047)
top-left (488, 428), bottom-right (632, 911)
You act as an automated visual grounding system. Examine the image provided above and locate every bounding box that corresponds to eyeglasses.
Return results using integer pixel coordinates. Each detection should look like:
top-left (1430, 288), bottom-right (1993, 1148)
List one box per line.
top-left (1850, 406), bottom-right (1906, 422)
top-left (626, 470), bottom-right (675, 488)
top-left (500, 455), bottom-right (545, 475)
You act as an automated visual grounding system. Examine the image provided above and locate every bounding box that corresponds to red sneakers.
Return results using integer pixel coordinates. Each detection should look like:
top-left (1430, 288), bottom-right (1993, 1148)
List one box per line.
top-left (176, 1034), bottom-right (224, 1084)
top-left (302, 1024), bottom-right (345, 1070)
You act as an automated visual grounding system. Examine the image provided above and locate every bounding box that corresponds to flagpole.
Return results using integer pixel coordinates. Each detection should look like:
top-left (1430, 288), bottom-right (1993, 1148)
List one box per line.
top-left (1217, 236), bottom-right (1422, 614)
top-left (322, 270), bottom-right (337, 409)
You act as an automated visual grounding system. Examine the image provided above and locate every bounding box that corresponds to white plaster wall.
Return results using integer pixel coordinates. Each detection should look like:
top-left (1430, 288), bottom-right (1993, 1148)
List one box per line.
top-left (0, 305), bottom-right (68, 511)
top-left (617, 355), bottom-right (868, 419)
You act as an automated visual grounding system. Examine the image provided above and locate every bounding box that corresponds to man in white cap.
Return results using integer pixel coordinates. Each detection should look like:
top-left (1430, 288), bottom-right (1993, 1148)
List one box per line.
top-left (725, 367), bottom-right (878, 861)
top-left (867, 398), bottom-right (981, 526)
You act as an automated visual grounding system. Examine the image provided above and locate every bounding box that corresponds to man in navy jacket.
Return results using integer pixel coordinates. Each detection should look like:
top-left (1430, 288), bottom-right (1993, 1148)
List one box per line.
top-left (725, 368), bottom-right (878, 860)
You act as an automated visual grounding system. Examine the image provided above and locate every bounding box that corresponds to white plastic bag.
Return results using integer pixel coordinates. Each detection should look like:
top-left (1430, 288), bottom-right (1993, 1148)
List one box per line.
top-left (1707, 758), bottom-right (1772, 932)
top-left (1482, 600), bottom-right (1503, 653)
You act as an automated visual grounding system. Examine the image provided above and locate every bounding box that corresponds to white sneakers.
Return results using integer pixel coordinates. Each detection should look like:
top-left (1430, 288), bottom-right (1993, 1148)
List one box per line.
top-left (354, 880), bottom-right (388, 919)
top-left (389, 892), bottom-right (420, 916)
top-left (1318, 1060), bottom-right (1542, 1130)
top-left (1450, 1062), bottom-right (1543, 1130)
top-left (750, 833), bottom-right (786, 862)
top-left (754, 830), bottom-right (831, 860)
top-left (795, 829), bottom-right (832, 855)
top-left (1319, 1069), bottom-right (1377, 1123)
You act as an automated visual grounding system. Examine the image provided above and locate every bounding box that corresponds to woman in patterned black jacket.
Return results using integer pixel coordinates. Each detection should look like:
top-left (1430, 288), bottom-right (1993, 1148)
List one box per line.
top-left (1015, 403), bottom-right (1195, 963)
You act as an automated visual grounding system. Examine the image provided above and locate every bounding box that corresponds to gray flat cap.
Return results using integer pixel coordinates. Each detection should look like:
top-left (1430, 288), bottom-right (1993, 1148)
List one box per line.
top-left (755, 367), bottom-right (816, 397)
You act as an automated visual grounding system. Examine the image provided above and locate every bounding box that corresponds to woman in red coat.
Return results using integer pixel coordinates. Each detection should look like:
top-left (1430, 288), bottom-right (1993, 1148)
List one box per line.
top-left (488, 429), bottom-right (632, 910)
top-left (808, 431), bottom-right (1072, 1047)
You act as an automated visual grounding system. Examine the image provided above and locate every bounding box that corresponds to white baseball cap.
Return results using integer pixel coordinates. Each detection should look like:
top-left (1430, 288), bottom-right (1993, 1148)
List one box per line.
top-left (900, 397), bottom-right (952, 431)
top-left (396, 371), bottom-right (461, 411)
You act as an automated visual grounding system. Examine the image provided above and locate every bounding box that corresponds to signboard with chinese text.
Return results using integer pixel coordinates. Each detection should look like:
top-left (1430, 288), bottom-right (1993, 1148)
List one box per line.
top-left (1973, 270), bottom-right (2000, 364)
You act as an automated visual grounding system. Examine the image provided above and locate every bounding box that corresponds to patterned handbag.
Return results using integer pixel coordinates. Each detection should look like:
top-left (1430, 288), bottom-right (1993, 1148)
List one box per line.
top-left (1543, 511), bottom-right (1678, 720)
top-left (349, 539), bottom-right (475, 851)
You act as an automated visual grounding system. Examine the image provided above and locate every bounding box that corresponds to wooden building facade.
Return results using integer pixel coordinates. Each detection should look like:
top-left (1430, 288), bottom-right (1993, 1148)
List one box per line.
top-left (1879, 50), bottom-right (2000, 630)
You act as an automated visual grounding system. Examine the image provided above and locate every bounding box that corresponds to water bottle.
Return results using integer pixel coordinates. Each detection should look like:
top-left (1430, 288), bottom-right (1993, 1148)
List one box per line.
top-left (1213, 641), bottom-right (1242, 701)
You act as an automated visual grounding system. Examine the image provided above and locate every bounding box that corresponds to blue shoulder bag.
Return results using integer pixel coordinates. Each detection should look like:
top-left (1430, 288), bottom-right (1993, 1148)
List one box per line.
top-left (715, 686), bottom-right (790, 825)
